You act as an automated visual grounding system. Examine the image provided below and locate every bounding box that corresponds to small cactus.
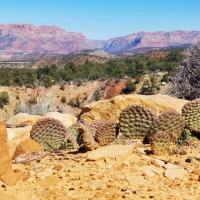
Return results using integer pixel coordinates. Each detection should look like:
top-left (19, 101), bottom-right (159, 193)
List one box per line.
top-left (119, 104), bottom-right (156, 139)
top-left (148, 110), bottom-right (185, 143)
top-left (182, 99), bottom-right (200, 133)
top-left (151, 131), bottom-right (171, 155)
top-left (30, 117), bottom-right (66, 150)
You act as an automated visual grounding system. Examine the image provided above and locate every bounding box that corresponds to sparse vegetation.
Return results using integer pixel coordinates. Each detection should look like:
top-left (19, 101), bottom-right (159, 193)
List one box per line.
top-left (0, 51), bottom-right (183, 88)
top-left (123, 79), bottom-right (136, 94)
top-left (61, 96), bottom-right (66, 103)
top-left (0, 91), bottom-right (9, 108)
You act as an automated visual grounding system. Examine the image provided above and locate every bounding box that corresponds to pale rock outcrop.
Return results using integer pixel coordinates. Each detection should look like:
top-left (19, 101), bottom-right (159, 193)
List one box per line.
top-left (79, 94), bottom-right (188, 123)
top-left (6, 113), bottom-right (42, 126)
top-left (0, 120), bottom-right (12, 176)
top-left (44, 112), bottom-right (77, 128)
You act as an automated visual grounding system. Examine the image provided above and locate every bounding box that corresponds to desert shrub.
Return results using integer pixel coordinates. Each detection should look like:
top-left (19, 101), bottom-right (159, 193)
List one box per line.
top-left (166, 44), bottom-right (200, 100)
top-left (68, 97), bottom-right (80, 108)
top-left (140, 74), bottom-right (160, 95)
top-left (77, 79), bottom-right (83, 86)
top-left (123, 79), bottom-right (136, 94)
top-left (0, 91), bottom-right (9, 108)
top-left (60, 84), bottom-right (65, 90)
top-left (28, 97), bottom-right (37, 105)
top-left (15, 99), bottom-right (52, 115)
top-left (161, 73), bottom-right (169, 83)
top-left (61, 96), bottom-right (66, 103)
top-left (16, 95), bottom-right (20, 100)
top-left (93, 90), bottom-right (100, 101)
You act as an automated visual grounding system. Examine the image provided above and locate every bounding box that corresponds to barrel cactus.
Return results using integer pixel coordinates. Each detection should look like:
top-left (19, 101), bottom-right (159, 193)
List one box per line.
top-left (151, 131), bottom-right (172, 155)
top-left (78, 120), bottom-right (118, 151)
top-left (119, 104), bottom-right (156, 139)
top-left (182, 99), bottom-right (200, 133)
top-left (148, 110), bottom-right (185, 143)
top-left (30, 117), bottom-right (66, 150)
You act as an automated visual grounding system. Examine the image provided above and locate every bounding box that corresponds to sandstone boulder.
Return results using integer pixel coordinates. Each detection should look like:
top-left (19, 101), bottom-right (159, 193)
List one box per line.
top-left (12, 139), bottom-right (44, 160)
top-left (0, 120), bottom-right (12, 176)
top-left (7, 126), bottom-right (32, 157)
top-left (44, 112), bottom-right (77, 128)
top-left (79, 94), bottom-right (188, 123)
top-left (6, 113), bottom-right (42, 126)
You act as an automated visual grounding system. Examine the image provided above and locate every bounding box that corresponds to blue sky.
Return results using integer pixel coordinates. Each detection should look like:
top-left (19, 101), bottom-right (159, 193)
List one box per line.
top-left (0, 0), bottom-right (199, 40)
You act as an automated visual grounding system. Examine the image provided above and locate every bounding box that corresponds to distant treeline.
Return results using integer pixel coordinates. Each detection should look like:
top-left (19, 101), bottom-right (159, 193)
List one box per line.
top-left (0, 51), bottom-right (183, 87)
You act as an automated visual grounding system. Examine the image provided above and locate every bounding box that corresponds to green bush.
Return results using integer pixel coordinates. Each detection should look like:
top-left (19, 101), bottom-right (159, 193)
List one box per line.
top-left (61, 96), bottom-right (66, 103)
top-left (77, 79), bottom-right (83, 86)
top-left (93, 90), bottom-right (100, 101)
top-left (68, 97), bottom-right (80, 108)
top-left (0, 91), bottom-right (9, 108)
top-left (122, 79), bottom-right (136, 94)
top-left (60, 84), bottom-right (65, 90)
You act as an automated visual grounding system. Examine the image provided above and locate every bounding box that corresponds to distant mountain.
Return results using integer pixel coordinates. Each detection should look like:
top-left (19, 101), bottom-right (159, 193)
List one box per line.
top-left (0, 24), bottom-right (105, 60)
top-left (0, 23), bottom-right (200, 61)
top-left (103, 31), bottom-right (200, 53)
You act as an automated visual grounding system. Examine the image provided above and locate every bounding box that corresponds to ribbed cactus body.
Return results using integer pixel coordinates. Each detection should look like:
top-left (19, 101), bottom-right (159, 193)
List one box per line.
top-left (148, 110), bottom-right (185, 143)
top-left (151, 131), bottom-right (171, 155)
top-left (78, 120), bottom-right (118, 150)
top-left (119, 104), bottom-right (156, 139)
top-left (30, 117), bottom-right (66, 150)
top-left (95, 121), bottom-right (118, 146)
top-left (182, 99), bottom-right (200, 133)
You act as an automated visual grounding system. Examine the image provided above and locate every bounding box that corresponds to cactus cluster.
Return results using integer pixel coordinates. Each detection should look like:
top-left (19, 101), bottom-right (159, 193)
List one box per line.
top-left (182, 99), bottom-right (200, 133)
top-left (30, 117), bottom-right (66, 150)
top-left (148, 110), bottom-right (185, 143)
top-left (119, 104), bottom-right (156, 139)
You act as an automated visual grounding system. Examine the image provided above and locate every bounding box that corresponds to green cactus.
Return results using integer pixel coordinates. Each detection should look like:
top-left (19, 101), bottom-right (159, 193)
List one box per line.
top-left (61, 123), bottom-right (79, 149)
top-left (151, 131), bottom-right (171, 155)
top-left (176, 128), bottom-right (192, 145)
top-left (78, 120), bottom-right (118, 151)
top-left (30, 117), bottom-right (66, 150)
top-left (119, 104), bottom-right (156, 139)
top-left (182, 99), bottom-right (200, 133)
top-left (148, 110), bottom-right (185, 143)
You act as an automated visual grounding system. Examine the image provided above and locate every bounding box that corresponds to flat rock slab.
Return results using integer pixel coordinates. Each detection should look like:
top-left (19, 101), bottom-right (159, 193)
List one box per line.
top-left (87, 145), bottom-right (134, 161)
top-left (0, 191), bottom-right (17, 200)
top-left (35, 176), bottom-right (61, 186)
top-left (164, 168), bottom-right (187, 180)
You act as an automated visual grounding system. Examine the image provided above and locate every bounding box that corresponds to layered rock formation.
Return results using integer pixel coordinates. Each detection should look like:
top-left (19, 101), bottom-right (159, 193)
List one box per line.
top-left (103, 30), bottom-right (200, 53)
top-left (0, 24), bottom-right (105, 60)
